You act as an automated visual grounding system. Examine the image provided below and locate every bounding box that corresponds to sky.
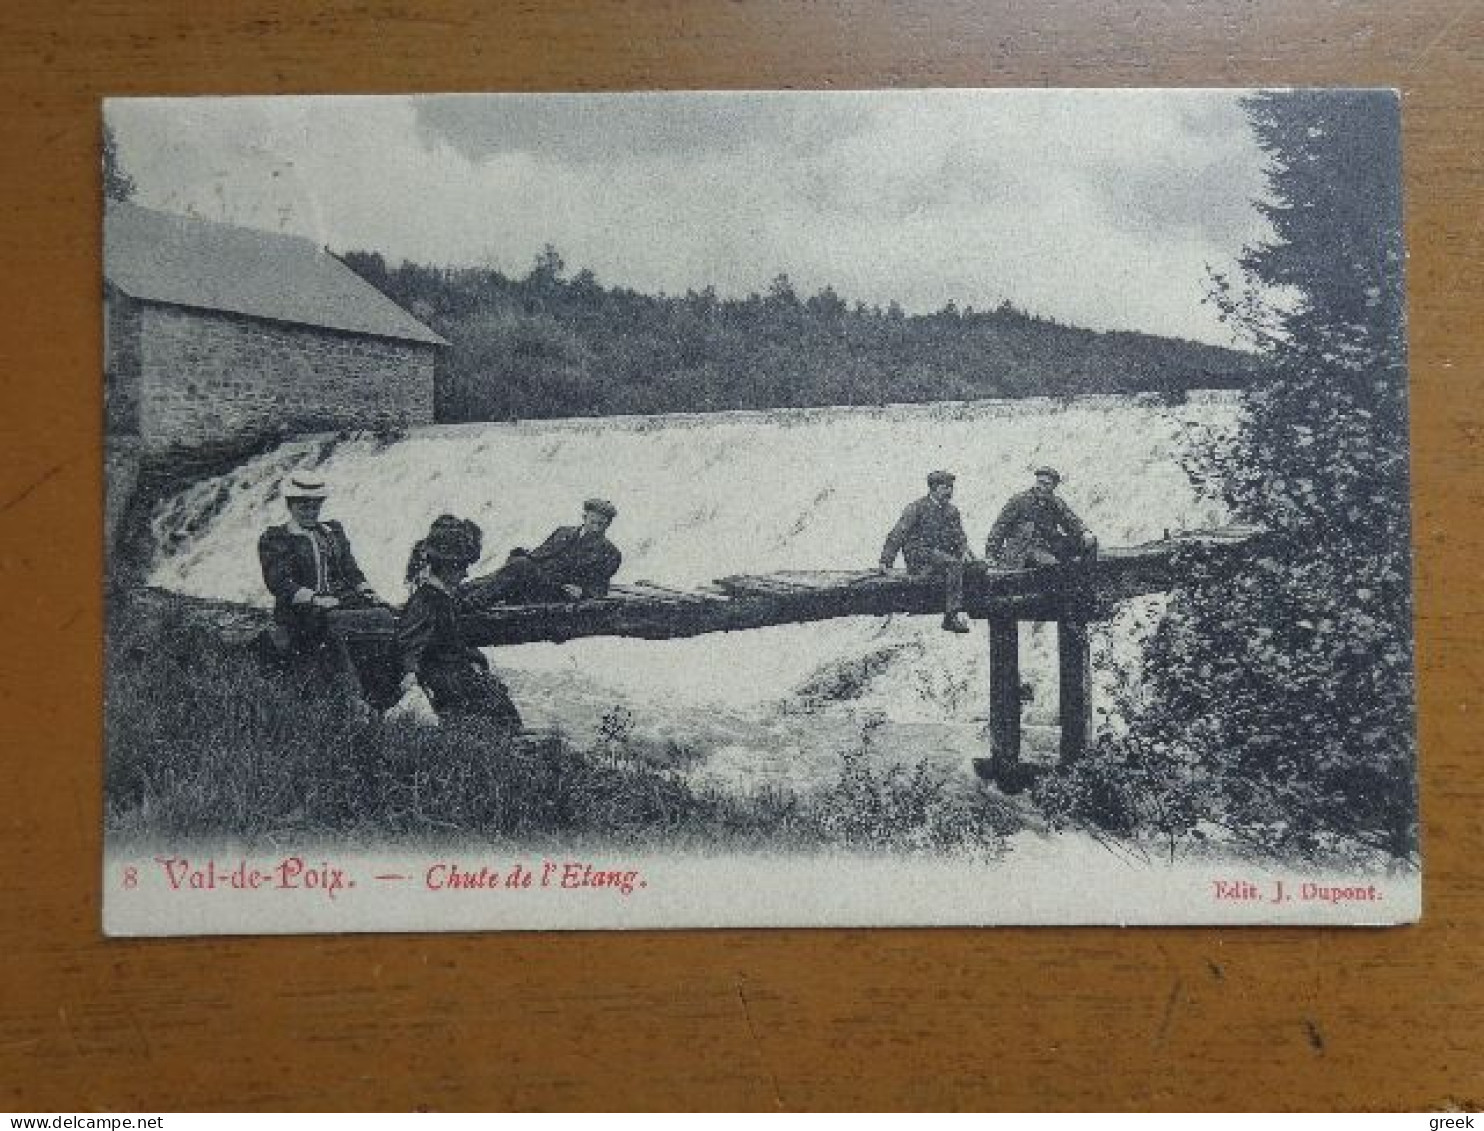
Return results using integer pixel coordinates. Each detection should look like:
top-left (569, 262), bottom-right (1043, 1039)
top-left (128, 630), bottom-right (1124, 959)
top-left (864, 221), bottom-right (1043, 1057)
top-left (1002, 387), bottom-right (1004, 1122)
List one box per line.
top-left (106, 90), bottom-right (1275, 346)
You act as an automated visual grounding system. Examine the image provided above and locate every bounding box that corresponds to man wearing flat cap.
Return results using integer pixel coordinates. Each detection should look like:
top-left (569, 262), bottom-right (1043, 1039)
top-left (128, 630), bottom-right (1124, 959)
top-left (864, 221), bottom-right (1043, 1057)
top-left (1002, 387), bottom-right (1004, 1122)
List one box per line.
top-left (985, 466), bottom-right (1096, 568)
top-left (464, 497), bottom-right (623, 608)
top-left (878, 470), bottom-right (976, 633)
top-left (258, 475), bottom-right (385, 653)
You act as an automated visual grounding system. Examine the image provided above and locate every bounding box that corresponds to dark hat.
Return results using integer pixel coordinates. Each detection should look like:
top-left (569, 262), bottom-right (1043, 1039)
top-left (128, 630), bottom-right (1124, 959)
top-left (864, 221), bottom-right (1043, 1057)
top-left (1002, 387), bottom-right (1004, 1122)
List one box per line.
top-left (459, 517), bottom-right (483, 559)
top-left (429, 514), bottom-right (466, 542)
top-left (583, 497), bottom-right (618, 520)
top-left (1034, 466), bottom-right (1062, 484)
top-left (283, 475), bottom-right (328, 500)
top-left (424, 522), bottom-right (479, 565)
top-left (927, 470), bottom-right (956, 487)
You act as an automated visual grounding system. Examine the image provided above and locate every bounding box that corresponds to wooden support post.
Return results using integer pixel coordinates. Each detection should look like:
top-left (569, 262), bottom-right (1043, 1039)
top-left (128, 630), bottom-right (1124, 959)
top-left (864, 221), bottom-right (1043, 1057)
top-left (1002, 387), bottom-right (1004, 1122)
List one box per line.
top-left (1058, 620), bottom-right (1092, 762)
top-left (987, 615), bottom-right (1021, 773)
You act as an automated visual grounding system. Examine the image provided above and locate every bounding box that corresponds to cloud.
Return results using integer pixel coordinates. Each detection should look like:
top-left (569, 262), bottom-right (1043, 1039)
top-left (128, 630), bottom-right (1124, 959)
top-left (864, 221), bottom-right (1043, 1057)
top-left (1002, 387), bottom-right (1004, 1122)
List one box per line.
top-left (414, 91), bottom-right (877, 163)
top-left (106, 90), bottom-right (1275, 345)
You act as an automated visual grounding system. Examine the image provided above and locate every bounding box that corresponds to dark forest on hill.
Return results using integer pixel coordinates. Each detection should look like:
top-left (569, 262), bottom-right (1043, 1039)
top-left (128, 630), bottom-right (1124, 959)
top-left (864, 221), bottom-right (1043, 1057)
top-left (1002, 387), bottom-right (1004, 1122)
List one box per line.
top-left (339, 247), bottom-right (1257, 422)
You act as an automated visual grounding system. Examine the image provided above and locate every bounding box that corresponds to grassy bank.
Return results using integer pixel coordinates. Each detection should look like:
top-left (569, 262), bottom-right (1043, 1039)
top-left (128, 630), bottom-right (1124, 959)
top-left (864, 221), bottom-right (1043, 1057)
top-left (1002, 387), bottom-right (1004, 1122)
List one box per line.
top-left (106, 594), bottom-right (1019, 854)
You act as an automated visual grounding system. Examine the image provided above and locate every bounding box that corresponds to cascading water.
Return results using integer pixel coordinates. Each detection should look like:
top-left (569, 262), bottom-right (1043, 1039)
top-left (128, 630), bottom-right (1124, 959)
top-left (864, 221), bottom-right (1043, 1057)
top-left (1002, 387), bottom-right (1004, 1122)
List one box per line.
top-left (144, 393), bottom-right (1240, 792)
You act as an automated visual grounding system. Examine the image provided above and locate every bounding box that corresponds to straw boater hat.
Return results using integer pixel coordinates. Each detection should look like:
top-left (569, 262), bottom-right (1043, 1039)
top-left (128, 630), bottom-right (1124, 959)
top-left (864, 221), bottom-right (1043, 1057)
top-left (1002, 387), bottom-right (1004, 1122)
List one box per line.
top-left (284, 475), bottom-right (328, 500)
top-left (1034, 466), bottom-right (1062, 485)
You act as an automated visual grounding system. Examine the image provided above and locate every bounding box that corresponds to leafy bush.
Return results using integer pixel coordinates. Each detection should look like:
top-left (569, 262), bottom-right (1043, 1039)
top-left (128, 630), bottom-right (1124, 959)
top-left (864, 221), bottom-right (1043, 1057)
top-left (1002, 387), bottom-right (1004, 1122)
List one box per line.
top-left (105, 599), bottom-right (702, 845)
top-left (807, 716), bottom-right (1013, 854)
top-left (438, 307), bottom-right (602, 422)
top-left (1039, 91), bottom-right (1417, 862)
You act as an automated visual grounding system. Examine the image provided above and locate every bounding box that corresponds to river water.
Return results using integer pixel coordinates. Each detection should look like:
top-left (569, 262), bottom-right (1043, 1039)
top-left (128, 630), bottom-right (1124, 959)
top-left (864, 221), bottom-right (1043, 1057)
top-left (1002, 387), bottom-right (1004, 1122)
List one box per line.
top-left (146, 393), bottom-right (1240, 794)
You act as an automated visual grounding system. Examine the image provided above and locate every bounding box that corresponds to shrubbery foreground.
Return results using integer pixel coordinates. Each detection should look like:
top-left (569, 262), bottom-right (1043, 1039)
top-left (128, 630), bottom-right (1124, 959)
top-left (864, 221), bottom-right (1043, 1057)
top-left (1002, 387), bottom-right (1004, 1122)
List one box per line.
top-left (106, 597), bottom-right (1013, 854)
top-left (1034, 91), bottom-right (1418, 865)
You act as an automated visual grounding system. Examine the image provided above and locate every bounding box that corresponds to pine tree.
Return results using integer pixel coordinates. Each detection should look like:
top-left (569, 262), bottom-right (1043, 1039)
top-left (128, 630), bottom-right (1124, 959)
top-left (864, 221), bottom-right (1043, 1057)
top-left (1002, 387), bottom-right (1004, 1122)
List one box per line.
top-left (1041, 90), bottom-right (1417, 859)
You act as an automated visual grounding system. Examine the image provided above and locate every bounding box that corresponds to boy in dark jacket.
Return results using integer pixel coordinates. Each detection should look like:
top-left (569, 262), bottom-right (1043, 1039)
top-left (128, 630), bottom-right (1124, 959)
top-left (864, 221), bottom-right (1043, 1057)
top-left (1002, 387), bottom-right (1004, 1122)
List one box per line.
top-left (878, 470), bottom-right (977, 633)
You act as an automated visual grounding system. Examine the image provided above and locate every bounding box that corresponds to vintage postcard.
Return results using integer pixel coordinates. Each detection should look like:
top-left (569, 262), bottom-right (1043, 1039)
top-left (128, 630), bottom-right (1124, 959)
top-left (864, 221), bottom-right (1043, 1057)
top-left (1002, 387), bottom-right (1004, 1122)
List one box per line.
top-left (102, 89), bottom-right (1419, 934)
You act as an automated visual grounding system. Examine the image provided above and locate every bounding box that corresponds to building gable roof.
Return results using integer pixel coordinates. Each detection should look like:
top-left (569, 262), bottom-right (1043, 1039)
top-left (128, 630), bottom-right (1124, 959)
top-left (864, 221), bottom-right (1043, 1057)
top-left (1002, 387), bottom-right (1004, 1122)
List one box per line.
top-left (104, 202), bottom-right (447, 347)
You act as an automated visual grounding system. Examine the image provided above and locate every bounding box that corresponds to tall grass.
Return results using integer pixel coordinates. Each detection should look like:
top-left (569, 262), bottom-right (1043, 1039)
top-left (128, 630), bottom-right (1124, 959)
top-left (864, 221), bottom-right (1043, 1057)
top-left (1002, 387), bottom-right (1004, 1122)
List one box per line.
top-left (105, 599), bottom-right (697, 845)
top-left (808, 721), bottom-right (1018, 855)
top-left (106, 595), bottom-right (1015, 855)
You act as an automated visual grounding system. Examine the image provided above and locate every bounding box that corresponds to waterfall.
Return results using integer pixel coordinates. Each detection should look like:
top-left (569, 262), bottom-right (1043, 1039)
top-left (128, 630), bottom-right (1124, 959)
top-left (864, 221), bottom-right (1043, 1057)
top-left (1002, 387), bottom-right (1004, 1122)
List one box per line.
top-left (141, 393), bottom-right (1240, 781)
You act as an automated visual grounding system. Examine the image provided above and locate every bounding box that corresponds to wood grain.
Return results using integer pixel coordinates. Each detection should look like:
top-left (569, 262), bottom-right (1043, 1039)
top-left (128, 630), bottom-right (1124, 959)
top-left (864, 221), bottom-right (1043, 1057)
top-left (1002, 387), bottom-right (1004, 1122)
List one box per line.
top-left (1, 0), bottom-right (1480, 1112)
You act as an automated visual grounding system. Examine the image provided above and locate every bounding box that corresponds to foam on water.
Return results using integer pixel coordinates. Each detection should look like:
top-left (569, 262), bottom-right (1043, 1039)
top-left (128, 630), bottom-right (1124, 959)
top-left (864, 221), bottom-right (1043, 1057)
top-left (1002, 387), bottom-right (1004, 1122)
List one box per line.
top-left (146, 394), bottom-right (1239, 785)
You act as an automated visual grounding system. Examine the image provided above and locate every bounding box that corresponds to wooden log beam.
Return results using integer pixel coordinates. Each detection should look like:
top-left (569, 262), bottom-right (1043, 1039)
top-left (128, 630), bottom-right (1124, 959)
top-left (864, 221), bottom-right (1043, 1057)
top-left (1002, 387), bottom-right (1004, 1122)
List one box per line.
top-left (987, 616), bottom-right (1021, 772)
top-left (133, 526), bottom-right (1264, 649)
top-left (1058, 621), bottom-right (1093, 762)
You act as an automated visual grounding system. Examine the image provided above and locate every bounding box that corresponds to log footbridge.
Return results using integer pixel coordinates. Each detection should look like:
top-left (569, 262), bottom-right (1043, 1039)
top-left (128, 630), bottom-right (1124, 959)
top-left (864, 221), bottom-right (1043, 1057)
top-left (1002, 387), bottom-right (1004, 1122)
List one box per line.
top-left (160, 525), bottom-right (1262, 790)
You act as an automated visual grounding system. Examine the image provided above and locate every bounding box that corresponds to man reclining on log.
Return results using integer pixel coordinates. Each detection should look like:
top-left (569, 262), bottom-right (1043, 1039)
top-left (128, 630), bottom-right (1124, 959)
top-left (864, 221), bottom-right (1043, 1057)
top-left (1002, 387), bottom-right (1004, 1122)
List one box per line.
top-left (462, 498), bottom-right (622, 608)
top-left (877, 470), bottom-right (978, 634)
top-left (390, 520), bottom-right (523, 730)
top-left (984, 466), bottom-right (1098, 568)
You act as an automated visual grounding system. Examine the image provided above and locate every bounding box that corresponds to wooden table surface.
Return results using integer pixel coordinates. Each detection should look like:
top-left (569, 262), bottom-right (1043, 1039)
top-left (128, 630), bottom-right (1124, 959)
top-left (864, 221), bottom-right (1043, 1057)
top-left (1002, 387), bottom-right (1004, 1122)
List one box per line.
top-left (2, 1), bottom-right (1480, 1112)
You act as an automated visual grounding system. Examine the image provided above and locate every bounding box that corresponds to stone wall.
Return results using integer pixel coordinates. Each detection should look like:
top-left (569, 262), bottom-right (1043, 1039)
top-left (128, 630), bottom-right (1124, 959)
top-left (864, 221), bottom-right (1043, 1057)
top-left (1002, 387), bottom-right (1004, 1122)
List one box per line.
top-left (136, 303), bottom-right (436, 450)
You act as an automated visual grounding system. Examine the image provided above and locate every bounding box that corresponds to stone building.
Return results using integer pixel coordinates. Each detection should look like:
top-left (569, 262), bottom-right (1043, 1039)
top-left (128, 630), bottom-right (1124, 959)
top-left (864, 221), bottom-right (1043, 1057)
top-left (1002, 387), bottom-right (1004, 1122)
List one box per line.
top-left (104, 202), bottom-right (445, 451)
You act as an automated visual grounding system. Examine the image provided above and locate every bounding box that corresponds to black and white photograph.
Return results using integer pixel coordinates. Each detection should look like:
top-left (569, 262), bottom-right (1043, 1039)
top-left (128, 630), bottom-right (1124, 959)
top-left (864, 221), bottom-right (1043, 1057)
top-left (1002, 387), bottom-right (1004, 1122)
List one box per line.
top-left (101, 89), bottom-right (1418, 933)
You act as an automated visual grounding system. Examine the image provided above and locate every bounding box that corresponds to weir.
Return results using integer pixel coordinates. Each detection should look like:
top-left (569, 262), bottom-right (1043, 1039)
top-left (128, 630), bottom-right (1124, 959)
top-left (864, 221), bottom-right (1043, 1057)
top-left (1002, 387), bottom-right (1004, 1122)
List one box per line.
top-left (146, 524), bottom-right (1262, 789)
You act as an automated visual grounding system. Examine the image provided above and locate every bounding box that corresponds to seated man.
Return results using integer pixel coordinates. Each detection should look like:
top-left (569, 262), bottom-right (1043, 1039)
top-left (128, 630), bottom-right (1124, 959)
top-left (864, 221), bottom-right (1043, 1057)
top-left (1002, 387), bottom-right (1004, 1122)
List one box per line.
top-left (984, 466), bottom-right (1097, 568)
top-left (257, 475), bottom-right (385, 654)
top-left (391, 521), bottom-right (522, 729)
top-left (878, 470), bottom-right (976, 633)
top-left (463, 498), bottom-right (622, 607)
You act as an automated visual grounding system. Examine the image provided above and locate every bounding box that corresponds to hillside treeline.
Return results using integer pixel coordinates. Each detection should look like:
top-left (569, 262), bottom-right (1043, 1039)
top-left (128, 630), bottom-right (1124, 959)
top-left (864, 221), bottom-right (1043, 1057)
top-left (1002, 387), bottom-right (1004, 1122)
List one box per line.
top-left (341, 247), bottom-right (1255, 422)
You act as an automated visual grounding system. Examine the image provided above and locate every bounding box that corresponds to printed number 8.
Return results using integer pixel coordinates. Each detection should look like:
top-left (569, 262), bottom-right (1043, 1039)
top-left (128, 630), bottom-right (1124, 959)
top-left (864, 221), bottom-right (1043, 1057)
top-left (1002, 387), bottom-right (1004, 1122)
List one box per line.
top-left (122, 866), bottom-right (138, 889)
